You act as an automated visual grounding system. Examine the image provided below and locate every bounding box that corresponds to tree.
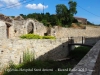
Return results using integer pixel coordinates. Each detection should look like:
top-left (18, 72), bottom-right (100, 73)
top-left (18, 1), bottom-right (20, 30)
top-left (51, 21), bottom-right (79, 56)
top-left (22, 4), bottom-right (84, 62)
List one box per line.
top-left (56, 1), bottom-right (77, 27)
top-left (20, 14), bottom-right (27, 19)
top-left (68, 1), bottom-right (77, 15)
top-left (56, 4), bottom-right (68, 26)
top-left (50, 14), bottom-right (58, 26)
top-left (44, 12), bottom-right (50, 22)
top-left (68, 1), bottom-right (77, 26)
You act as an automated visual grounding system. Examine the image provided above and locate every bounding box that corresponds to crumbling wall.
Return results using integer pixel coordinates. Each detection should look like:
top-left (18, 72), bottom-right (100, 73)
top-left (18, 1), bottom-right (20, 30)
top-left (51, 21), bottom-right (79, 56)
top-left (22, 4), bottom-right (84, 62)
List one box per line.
top-left (0, 21), bottom-right (7, 39)
top-left (0, 39), bottom-right (69, 71)
top-left (50, 26), bottom-right (100, 38)
top-left (0, 14), bottom-right (12, 22)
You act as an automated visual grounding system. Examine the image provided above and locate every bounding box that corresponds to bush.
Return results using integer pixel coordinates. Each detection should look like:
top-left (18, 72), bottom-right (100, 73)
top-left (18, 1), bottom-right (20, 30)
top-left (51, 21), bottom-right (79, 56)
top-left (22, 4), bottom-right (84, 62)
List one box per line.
top-left (42, 36), bottom-right (56, 39)
top-left (20, 34), bottom-right (42, 39)
top-left (23, 50), bottom-right (34, 63)
top-left (20, 34), bottom-right (56, 39)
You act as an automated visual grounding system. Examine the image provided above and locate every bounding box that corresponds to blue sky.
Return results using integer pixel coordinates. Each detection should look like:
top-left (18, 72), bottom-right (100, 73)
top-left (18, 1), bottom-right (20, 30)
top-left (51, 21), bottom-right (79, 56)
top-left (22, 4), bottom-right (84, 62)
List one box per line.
top-left (0, 0), bottom-right (100, 24)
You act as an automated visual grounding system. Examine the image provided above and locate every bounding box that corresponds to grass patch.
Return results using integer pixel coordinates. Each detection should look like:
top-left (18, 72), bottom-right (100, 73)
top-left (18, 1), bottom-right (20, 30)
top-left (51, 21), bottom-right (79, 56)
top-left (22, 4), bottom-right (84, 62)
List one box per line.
top-left (20, 34), bottom-right (42, 39)
top-left (3, 60), bottom-right (71, 75)
top-left (3, 46), bottom-right (91, 75)
top-left (42, 36), bottom-right (56, 39)
top-left (69, 46), bottom-right (91, 61)
top-left (20, 34), bottom-right (56, 39)
top-left (23, 50), bottom-right (34, 63)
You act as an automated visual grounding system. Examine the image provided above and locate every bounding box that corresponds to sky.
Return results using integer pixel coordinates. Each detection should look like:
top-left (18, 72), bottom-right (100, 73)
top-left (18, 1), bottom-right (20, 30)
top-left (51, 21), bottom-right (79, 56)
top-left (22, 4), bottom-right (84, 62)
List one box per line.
top-left (0, 0), bottom-right (100, 24)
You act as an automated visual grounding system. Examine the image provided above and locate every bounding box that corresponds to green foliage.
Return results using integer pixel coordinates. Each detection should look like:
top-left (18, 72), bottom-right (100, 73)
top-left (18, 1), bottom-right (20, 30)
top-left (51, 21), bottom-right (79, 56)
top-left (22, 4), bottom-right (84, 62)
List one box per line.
top-left (50, 15), bottom-right (58, 26)
top-left (20, 34), bottom-right (56, 39)
top-left (56, 4), bottom-right (68, 26)
top-left (42, 36), bottom-right (56, 39)
top-left (20, 34), bottom-right (42, 39)
top-left (68, 1), bottom-right (77, 14)
top-left (55, 1), bottom-right (77, 27)
top-left (56, 4), bottom-right (68, 20)
top-left (23, 50), bottom-right (34, 63)
top-left (3, 46), bottom-right (91, 75)
top-left (3, 59), bottom-right (72, 75)
top-left (56, 20), bottom-right (62, 26)
top-left (69, 46), bottom-right (91, 61)
top-left (73, 18), bottom-right (78, 23)
top-left (19, 1), bottom-right (77, 27)
top-left (42, 19), bottom-right (48, 26)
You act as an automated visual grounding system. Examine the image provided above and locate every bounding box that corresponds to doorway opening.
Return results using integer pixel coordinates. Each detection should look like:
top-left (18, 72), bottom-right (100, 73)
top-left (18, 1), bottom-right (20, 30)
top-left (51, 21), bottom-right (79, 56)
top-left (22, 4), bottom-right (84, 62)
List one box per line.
top-left (6, 23), bottom-right (11, 38)
top-left (27, 22), bottom-right (34, 34)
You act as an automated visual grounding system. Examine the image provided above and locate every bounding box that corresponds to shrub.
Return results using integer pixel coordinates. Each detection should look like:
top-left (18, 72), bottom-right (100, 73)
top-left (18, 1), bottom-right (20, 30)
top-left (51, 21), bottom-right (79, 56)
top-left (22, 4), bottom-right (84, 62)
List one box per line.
top-left (42, 36), bottom-right (56, 39)
top-left (23, 49), bottom-right (34, 63)
top-left (20, 34), bottom-right (56, 39)
top-left (20, 34), bottom-right (42, 39)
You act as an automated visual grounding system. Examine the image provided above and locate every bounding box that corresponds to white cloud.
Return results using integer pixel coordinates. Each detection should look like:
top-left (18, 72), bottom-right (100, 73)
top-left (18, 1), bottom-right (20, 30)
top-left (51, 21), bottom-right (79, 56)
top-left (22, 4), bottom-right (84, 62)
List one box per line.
top-left (26, 3), bottom-right (48, 10)
top-left (0, 0), bottom-right (21, 8)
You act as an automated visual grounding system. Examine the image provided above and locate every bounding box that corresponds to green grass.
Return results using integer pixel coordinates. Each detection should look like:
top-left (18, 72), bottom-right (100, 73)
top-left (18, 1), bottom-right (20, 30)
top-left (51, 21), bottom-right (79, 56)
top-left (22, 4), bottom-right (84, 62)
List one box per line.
top-left (3, 60), bottom-right (71, 75)
top-left (3, 46), bottom-right (91, 75)
top-left (68, 46), bottom-right (91, 61)
top-left (20, 34), bottom-right (56, 39)
top-left (42, 36), bottom-right (56, 39)
top-left (23, 50), bottom-right (34, 63)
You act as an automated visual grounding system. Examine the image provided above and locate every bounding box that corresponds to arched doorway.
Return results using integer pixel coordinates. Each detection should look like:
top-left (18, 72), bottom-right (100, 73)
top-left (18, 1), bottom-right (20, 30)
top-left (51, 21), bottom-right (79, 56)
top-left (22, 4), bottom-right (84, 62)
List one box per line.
top-left (6, 23), bottom-right (11, 38)
top-left (27, 22), bottom-right (34, 34)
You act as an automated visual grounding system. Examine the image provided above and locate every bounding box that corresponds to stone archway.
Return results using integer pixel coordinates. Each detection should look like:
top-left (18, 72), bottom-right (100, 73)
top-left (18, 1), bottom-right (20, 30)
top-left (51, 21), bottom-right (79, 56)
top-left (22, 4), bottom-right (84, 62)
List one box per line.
top-left (25, 19), bottom-right (36, 34)
top-left (27, 22), bottom-right (34, 34)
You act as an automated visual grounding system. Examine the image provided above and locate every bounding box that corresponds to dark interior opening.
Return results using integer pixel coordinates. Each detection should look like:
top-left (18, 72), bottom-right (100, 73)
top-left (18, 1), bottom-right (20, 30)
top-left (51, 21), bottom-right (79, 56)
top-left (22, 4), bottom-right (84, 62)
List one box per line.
top-left (27, 22), bottom-right (34, 34)
top-left (6, 23), bottom-right (11, 38)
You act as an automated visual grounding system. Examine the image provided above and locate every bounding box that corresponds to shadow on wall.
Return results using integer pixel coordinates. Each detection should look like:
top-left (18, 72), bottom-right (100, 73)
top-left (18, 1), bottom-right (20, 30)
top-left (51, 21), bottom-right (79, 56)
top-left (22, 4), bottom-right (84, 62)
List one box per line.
top-left (68, 36), bottom-right (100, 46)
top-left (35, 39), bottom-right (73, 61)
top-left (84, 36), bottom-right (100, 45)
top-left (30, 36), bottom-right (100, 61)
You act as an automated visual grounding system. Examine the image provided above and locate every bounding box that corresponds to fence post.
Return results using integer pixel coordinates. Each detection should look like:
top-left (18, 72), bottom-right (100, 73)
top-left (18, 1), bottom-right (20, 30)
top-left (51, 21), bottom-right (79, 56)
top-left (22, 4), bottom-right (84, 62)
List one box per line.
top-left (71, 37), bottom-right (73, 44)
top-left (82, 36), bottom-right (83, 44)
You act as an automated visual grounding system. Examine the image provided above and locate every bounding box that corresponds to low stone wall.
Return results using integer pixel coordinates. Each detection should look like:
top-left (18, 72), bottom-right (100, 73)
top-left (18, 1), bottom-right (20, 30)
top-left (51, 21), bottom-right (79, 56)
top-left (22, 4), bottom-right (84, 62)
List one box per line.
top-left (51, 26), bottom-right (100, 38)
top-left (68, 40), bottom-right (100, 75)
top-left (84, 37), bottom-right (100, 45)
top-left (0, 39), bottom-right (69, 71)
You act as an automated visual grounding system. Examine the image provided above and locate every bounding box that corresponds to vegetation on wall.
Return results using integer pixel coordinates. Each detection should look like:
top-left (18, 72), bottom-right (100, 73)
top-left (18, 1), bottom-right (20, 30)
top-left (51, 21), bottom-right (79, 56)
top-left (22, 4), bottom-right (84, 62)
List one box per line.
top-left (20, 34), bottom-right (56, 39)
top-left (3, 46), bottom-right (91, 75)
top-left (20, 1), bottom-right (77, 27)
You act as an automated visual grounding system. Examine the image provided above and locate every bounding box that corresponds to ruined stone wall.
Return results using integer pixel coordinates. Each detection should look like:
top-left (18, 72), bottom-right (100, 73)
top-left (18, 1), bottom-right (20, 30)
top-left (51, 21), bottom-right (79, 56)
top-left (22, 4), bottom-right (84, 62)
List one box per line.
top-left (12, 19), bottom-right (47, 38)
top-left (0, 21), bottom-right (7, 39)
top-left (34, 21), bottom-right (47, 36)
top-left (0, 14), bottom-right (12, 22)
top-left (0, 39), bottom-right (69, 71)
top-left (13, 20), bottom-right (25, 37)
top-left (50, 26), bottom-right (100, 38)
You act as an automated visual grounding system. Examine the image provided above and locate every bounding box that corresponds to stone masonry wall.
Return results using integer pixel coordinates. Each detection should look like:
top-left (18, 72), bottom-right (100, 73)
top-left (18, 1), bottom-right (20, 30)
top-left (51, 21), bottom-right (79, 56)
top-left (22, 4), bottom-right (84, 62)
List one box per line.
top-left (0, 39), bottom-right (69, 71)
top-left (0, 21), bottom-right (7, 39)
top-left (9, 19), bottom-right (47, 38)
top-left (51, 26), bottom-right (100, 38)
top-left (34, 21), bottom-right (47, 36)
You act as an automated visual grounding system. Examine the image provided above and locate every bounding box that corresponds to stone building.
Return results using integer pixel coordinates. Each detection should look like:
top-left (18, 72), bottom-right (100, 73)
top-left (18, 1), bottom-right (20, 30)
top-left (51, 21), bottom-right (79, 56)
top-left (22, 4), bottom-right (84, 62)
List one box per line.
top-left (0, 14), bottom-right (47, 39)
top-left (74, 17), bottom-right (87, 24)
